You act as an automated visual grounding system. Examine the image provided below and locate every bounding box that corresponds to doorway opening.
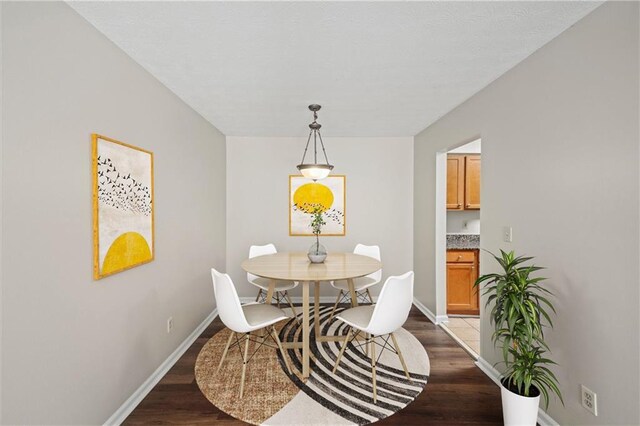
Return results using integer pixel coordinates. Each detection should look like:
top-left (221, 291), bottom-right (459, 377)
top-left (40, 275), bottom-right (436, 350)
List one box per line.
top-left (438, 138), bottom-right (481, 358)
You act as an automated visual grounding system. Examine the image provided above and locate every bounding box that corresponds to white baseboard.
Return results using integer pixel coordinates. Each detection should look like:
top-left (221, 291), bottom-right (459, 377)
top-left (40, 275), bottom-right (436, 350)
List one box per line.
top-left (475, 356), bottom-right (501, 386)
top-left (410, 298), bottom-right (450, 325)
top-left (436, 314), bottom-right (449, 323)
top-left (411, 297), bottom-right (437, 324)
top-left (103, 309), bottom-right (219, 426)
top-left (537, 409), bottom-right (560, 426)
top-left (475, 357), bottom-right (559, 426)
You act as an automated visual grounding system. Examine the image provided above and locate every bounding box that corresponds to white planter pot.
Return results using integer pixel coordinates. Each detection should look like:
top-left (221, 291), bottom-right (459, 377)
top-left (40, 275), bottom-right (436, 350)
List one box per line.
top-left (501, 381), bottom-right (540, 426)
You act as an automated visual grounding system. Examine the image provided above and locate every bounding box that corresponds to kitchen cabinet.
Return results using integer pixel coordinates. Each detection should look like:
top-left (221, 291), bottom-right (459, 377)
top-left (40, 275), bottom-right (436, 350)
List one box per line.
top-left (446, 155), bottom-right (465, 210)
top-left (447, 154), bottom-right (480, 210)
top-left (446, 249), bottom-right (479, 315)
top-left (464, 155), bottom-right (481, 209)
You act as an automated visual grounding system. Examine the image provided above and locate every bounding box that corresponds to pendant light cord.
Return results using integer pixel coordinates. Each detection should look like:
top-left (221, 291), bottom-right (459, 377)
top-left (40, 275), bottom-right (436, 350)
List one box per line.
top-left (317, 131), bottom-right (330, 165)
top-left (300, 129), bottom-right (314, 165)
top-left (299, 108), bottom-right (330, 166)
top-left (313, 128), bottom-right (317, 163)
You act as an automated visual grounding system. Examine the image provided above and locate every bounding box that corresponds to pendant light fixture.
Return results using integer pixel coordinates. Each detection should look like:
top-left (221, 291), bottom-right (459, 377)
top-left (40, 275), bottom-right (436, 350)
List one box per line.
top-left (297, 104), bottom-right (334, 180)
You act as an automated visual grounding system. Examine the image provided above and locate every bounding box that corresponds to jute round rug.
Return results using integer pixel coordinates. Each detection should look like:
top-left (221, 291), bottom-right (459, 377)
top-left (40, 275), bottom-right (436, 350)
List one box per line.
top-left (195, 305), bottom-right (430, 425)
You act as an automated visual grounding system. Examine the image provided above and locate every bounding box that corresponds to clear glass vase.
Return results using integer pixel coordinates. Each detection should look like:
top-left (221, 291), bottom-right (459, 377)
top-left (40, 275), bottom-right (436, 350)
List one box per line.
top-left (307, 241), bottom-right (327, 263)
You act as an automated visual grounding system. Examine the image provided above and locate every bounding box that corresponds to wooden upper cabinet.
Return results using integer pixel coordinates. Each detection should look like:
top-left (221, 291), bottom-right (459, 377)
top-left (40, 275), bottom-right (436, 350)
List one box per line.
top-left (447, 154), bottom-right (481, 210)
top-left (446, 155), bottom-right (465, 210)
top-left (464, 155), bottom-right (481, 209)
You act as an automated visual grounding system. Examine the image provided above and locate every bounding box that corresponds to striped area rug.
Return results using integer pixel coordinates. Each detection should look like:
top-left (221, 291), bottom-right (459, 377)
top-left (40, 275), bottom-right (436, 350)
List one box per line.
top-left (195, 306), bottom-right (430, 425)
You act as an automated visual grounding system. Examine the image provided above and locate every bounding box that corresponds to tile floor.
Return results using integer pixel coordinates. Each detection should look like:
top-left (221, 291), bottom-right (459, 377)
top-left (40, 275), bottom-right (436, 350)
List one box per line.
top-left (445, 317), bottom-right (480, 354)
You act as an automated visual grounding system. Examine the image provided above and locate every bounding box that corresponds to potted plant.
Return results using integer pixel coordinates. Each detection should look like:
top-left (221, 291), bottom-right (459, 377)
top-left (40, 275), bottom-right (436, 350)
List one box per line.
top-left (475, 250), bottom-right (563, 426)
top-left (307, 203), bottom-right (327, 263)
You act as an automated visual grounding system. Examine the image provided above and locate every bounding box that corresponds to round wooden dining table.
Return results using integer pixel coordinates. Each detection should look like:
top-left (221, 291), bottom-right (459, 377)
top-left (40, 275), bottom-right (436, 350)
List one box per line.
top-left (241, 251), bottom-right (382, 379)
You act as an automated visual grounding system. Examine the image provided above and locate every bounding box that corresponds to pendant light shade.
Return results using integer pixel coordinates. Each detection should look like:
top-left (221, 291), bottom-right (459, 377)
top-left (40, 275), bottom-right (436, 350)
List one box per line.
top-left (298, 163), bottom-right (333, 180)
top-left (297, 104), bottom-right (334, 180)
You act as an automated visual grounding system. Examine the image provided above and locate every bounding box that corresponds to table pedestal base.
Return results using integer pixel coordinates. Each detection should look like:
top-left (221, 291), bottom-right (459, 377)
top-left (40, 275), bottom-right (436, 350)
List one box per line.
top-left (267, 279), bottom-right (363, 378)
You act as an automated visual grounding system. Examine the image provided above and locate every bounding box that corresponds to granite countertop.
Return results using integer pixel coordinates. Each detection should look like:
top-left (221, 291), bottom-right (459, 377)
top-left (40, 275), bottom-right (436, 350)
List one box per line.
top-left (446, 233), bottom-right (480, 250)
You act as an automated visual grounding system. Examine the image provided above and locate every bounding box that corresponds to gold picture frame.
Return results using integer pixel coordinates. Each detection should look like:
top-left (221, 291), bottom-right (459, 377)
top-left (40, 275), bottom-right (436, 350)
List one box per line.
top-left (92, 134), bottom-right (155, 279)
top-left (289, 175), bottom-right (346, 236)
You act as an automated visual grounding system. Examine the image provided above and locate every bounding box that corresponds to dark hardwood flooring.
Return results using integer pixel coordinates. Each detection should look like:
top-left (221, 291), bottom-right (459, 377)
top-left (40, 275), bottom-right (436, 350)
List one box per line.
top-left (124, 306), bottom-right (502, 425)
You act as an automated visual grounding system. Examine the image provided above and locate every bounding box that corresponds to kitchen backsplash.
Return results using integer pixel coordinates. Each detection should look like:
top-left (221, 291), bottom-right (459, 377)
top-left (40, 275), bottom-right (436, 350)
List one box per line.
top-left (446, 210), bottom-right (480, 234)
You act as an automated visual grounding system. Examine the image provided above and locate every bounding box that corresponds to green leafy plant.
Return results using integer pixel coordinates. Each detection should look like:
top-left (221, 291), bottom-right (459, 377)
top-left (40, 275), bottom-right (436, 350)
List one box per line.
top-left (294, 202), bottom-right (326, 254)
top-left (474, 250), bottom-right (563, 408)
top-left (309, 204), bottom-right (326, 238)
top-left (309, 204), bottom-right (326, 254)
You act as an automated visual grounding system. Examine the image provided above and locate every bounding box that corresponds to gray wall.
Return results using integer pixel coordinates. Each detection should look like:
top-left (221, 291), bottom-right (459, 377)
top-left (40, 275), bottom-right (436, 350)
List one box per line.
top-left (1, 2), bottom-right (226, 424)
top-left (414, 2), bottom-right (639, 425)
top-left (226, 137), bottom-right (413, 298)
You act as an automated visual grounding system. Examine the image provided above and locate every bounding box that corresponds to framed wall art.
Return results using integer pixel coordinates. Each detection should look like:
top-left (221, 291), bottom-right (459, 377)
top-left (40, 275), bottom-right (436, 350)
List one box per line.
top-left (92, 134), bottom-right (154, 279)
top-left (289, 175), bottom-right (345, 236)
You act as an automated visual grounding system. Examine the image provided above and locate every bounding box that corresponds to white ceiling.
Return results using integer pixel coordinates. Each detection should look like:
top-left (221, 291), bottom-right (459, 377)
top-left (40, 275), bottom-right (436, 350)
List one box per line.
top-left (69, 1), bottom-right (602, 137)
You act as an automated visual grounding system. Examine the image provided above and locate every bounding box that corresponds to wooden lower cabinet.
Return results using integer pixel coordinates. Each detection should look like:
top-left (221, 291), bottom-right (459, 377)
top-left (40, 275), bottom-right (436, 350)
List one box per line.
top-left (446, 249), bottom-right (479, 315)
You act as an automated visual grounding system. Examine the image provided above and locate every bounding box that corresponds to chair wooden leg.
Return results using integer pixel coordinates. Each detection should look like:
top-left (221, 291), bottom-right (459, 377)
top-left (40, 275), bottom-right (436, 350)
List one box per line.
top-left (365, 333), bottom-right (369, 357)
top-left (255, 289), bottom-right (262, 302)
top-left (276, 291), bottom-right (281, 308)
top-left (283, 291), bottom-right (300, 323)
top-left (390, 332), bottom-right (412, 381)
top-left (239, 333), bottom-right (250, 398)
top-left (217, 330), bottom-right (235, 373)
top-left (329, 290), bottom-right (343, 320)
top-left (370, 335), bottom-right (377, 403)
top-left (366, 288), bottom-right (373, 304)
top-left (332, 328), bottom-right (352, 373)
top-left (272, 326), bottom-right (292, 375)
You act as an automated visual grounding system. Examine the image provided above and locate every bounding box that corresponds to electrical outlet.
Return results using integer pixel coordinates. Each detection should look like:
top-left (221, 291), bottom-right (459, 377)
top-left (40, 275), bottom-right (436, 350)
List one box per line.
top-left (167, 317), bottom-right (174, 334)
top-left (503, 226), bottom-right (513, 242)
top-left (581, 385), bottom-right (598, 416)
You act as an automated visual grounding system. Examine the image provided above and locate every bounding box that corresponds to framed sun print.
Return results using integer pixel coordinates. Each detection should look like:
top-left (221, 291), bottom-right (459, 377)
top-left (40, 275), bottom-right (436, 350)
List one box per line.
top-left (289, 175), bottom-right (346, 236)
top-left (92, 134), bottom-right (154, 279)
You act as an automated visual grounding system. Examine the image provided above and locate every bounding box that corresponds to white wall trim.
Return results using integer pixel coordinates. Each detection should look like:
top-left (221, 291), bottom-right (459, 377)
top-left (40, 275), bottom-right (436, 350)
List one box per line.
top-left (537, 409), bottom-right (560, 426)
top-left (103, 309), bottom-right (219, 426)
top-left (475, 356), bottom-right (501, 386)
top-left (412, 297), bottom-right (437, 324)
top-left (475, 357), bottom-right (559, 426)
top-left (434, 151), bottom-right (448, 319)
top-left (436, 314), bottom-right (449, 324)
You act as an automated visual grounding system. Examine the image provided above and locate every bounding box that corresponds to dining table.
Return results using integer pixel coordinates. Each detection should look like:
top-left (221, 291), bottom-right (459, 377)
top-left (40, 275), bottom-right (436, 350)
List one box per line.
top-left (241, 251), bottom-right (382, 379)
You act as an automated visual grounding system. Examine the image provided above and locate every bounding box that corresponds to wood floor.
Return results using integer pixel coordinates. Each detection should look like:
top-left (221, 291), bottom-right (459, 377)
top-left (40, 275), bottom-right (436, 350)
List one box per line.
top-left (124, 306), bottom-right (503, 425)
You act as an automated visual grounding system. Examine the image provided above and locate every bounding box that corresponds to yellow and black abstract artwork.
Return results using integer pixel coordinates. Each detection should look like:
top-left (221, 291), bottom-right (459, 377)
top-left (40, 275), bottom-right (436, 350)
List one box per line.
top-left (92, 134), bottom-right (154, 279)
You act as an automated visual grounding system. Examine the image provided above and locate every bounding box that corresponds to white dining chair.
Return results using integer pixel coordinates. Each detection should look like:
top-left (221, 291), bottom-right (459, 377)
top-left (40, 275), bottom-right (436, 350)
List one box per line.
top-left (332, 271), bottom-right (414, 403)
top-left (329, 244), bottom-right (381, 319)
top-left (248, 244), bottom-right (299, 320)
top-left (211, 268), bottom-right (293, 398)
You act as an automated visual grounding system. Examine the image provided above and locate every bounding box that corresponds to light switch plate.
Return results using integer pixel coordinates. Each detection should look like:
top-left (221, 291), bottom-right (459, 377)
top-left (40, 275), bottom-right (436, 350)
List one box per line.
top-left (503, 226), bottom-right (513, 242)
